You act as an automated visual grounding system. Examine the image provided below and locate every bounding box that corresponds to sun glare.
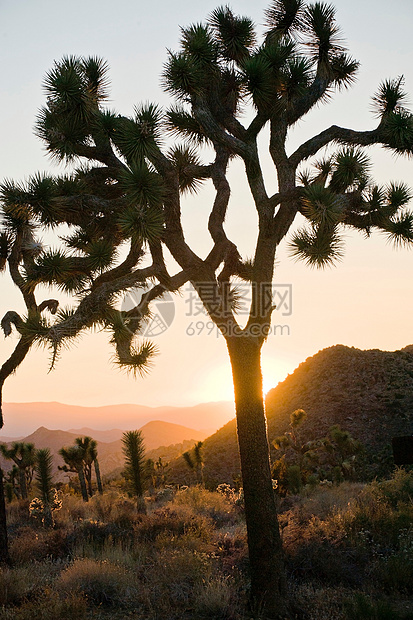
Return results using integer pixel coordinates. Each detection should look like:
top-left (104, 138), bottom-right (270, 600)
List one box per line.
top-left (262, 358), bottom-right (292, 397)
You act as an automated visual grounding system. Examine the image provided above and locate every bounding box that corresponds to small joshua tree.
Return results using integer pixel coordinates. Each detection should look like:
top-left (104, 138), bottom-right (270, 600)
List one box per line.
top-left (0, 442), bottom-right (36, 499)
top-left (183, 441), bottom-right (204, 485)
top-left (272, 409), bottom-right (362, 492)
top-left (30, 448), bottom-right (62, 527)
top-left (75, 436), bottom-right (103, 496)
top-left (122, 430), bottom-right (146, 512)
top-left (59, 444), bottom-right (89, 502)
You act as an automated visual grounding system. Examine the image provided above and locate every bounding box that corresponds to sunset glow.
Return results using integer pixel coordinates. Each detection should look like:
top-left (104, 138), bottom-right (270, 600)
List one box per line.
top-left (1, 0), bottom-right (412, 430)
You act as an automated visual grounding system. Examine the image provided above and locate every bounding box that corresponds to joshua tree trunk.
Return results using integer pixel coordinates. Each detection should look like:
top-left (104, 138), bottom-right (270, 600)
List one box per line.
top-left (227, 336), bottom-right (289, 619)
top-left (94, 458), bottom-right (103, 494)
top-left (0, 468), bottom-right (11, 566)
top-left (42, 500), bottom-right (53, 528)
top-left (85, 464), bottom-right (93, 497)
top-left (18, 467), bottom-right (28, 500)
top-left (77, 466), bottom-right (89, 502)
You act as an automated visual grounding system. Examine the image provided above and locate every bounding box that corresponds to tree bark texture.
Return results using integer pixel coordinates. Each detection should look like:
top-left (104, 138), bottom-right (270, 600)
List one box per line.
top-left (94, 459), bottom-right (103, 494)
top-left (227, 336), bottom-right (289, 619)
top-left (77, 467), bottom-right (89, 502)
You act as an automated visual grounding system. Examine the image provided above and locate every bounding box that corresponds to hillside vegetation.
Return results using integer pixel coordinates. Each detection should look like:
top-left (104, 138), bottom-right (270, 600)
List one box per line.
top-left (0, 421), bottom-right (207, 482)
top-left (169, 345), bottom-right (413, 486)
top-left (1, 471), bottom-right (412, 619)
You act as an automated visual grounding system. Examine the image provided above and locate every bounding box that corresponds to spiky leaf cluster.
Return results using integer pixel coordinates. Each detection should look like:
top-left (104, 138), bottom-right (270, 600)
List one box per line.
top-left (168, 145), bottom-right (206, 194)
top-left (35, 448), bottom-right (54, 504)
top-left (293, 145), bottom-right (413, 265)
top-left (209, 6), bottom-right (256, 63)
top-left (35, 56), bottom-right (110, 162)
top-left (122, 430), bottom-right (146, 498)
top-left (162, 1), bottom-right (359, 127)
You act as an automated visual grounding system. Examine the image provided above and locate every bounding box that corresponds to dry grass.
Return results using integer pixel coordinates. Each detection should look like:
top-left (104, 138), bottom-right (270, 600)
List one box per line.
top-left (57, 557), bottom-right (140, 607)
top-left (1, 470), bottom-right (412, 619)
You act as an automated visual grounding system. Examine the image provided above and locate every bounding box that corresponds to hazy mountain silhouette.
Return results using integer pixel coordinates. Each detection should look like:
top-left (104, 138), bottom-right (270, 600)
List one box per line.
top-left (66, 422), bottom-right (209, 447)
top-left (0, 401), bottom-right (234, 437)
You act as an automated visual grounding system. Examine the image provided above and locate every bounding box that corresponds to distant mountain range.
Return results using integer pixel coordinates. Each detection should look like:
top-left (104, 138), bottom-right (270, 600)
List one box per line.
top-left (0, 401), bottom-right (235, 437)
top-left (0, 420), bottom-right (209, 481)
top-left (168, 345), bottom-right (413, 486)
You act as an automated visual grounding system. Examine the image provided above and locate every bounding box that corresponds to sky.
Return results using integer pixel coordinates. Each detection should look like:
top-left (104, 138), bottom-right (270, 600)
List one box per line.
top-left (0, 0), bottom-right (413, 423)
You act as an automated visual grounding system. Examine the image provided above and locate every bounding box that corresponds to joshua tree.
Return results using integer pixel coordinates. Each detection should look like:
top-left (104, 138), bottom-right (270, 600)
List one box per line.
top-left (183, 441), bottom-right (204, 485)
top-left (4, 464), bottom-right (21, 500)
top-left (75, 436), bottom-right (102, 496)
top-left (0, 442), bottom-right (36, 499)
top-left (319, 424), bottom-right (362, 482)
top-left (146, 456), bottom-right (169, 491)
top-left (91, 441), bottom-right (103, 495)
top-left (273, 409), bottom-right (363, 492)
top-left (31, 447), bottom-right (61, 527)
top-left (122, 430), bottom-right (146, 511)
top-left (58, 445), bottom-right (89, 502)
top-left (1, 1), bottom-right (413, 615)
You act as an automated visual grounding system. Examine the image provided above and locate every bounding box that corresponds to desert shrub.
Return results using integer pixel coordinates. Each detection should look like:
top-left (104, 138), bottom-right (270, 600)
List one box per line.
top-left (70, 516), bottom-right (136, 552)
top-left (134, 505), bottom-right (213, 547)
top-left (73, 537), bottom-right (147, 570)
top-left (286, 536), bottom-right (366, 586)
top-left (0, 566), bottom-right (44, 606)
top-left (279, 482), bottom-right (364, 521)
top-left (145, 547), bottom-right (214, 610)
top-left (172, 486), bottom-right (237, 527)
top-left (5, 499), bottom-right (31, 528)
top-left (344, 593), bottom-right (408, 620)
top-left (215, 527), bottom-right (249, 575)
top-left (87, 489), bottom-right (137, 524)
top-left (54, 493), bottom-right (87, 526)
top-left (57, 558), bottom-right (140, 607)
top-left (9, 526), bottom-right (70, 564)
top-left (291, 582), bottom-right (352, 620)
top-left (9, 527), bottom-right (48, 564)
top-left (0, 591), bottom-right (87, 620)
top-left (341, 478), bottom-right (413, 549)
top-left (194, 576), bottom-right (240, 619)
top-left (372, 552), bottom-right (413, 594)
top-left (375, 468), bottom-right (413, 508)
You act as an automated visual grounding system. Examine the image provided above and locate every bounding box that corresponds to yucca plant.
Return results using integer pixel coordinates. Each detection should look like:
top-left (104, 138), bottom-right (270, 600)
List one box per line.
top-left (31, 447), bottom-right (62, 527)
top-left (121, 430), bottom-right (146, 512)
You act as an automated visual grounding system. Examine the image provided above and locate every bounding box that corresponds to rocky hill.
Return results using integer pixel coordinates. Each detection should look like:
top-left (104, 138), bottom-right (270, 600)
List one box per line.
top-left (168, 345), bottom-right (413, 486)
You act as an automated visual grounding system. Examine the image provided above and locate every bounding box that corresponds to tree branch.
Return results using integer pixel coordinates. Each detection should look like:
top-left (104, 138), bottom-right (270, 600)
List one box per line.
top-left (289, 125), bottom-right (381, 168)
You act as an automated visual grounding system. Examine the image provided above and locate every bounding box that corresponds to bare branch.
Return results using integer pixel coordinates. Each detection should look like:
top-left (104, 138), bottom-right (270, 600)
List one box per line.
top-left (289, 125), bottom-right (381, 168)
